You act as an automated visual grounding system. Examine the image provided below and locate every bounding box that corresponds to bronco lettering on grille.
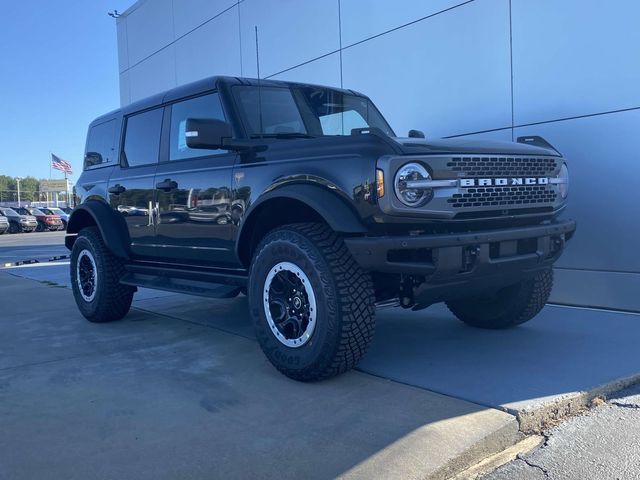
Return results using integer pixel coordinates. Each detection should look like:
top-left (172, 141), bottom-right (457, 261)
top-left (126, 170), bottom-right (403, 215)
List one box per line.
top-left (459, 177), bottom-right (550, 187)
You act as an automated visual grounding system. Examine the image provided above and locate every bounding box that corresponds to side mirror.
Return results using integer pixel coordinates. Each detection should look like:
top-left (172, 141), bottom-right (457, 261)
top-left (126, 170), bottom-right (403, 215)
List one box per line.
top-left (185, 118), bottom-right (232, 149)
top-left (84, 151), bottom-right (103, 167)
top-left (408, 129), bottom-right (425, 139)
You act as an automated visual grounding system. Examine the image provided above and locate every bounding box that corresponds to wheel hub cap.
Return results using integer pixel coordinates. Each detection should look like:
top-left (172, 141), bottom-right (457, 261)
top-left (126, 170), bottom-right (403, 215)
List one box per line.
top-left (263, 262), bottom-right (317, 348)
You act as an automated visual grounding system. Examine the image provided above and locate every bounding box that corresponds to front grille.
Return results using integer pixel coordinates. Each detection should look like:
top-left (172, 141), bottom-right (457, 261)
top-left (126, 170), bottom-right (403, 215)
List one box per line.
top-left (447, 156), bottom-right (557, 177)
top-left (447, 185), bottom-right (557, 209)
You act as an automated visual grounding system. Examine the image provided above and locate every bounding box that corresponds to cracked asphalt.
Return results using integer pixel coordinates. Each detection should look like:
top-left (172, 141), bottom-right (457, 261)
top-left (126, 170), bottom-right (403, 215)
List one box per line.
top-left (483, 384), bottom-right (640, 479)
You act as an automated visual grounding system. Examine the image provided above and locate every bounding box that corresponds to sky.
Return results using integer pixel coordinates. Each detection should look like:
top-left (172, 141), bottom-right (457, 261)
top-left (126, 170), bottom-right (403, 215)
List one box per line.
top-left (0, 0), bottom-right (132, 181)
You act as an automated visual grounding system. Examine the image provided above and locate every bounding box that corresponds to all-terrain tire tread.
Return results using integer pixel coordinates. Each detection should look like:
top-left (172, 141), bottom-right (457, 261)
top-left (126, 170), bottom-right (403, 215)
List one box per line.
top-left (250, 222), bottom-right (375, 381)
top-left (72, 227), bottom-right (134, 323)
top-left (446, 269), bottom-right (553, 329)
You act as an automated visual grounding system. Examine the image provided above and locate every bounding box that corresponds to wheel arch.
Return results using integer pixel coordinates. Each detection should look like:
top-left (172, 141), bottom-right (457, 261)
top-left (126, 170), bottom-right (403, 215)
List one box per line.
top-left (65, 200), bottom-right (131, 258)
top-left (236, 184), bottom-right (367, 268)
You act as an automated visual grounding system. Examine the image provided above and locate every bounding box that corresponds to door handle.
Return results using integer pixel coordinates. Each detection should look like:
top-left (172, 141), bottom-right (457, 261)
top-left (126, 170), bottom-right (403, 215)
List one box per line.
top-left (108, 184), bottom-right (126, 194)
top-left (156, 179), bottom-right (178, 191)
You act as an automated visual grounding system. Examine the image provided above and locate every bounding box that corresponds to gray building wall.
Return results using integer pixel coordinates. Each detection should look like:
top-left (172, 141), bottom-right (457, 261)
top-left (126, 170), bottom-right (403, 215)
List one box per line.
top-left (116, 0), bottom-right (640, 311)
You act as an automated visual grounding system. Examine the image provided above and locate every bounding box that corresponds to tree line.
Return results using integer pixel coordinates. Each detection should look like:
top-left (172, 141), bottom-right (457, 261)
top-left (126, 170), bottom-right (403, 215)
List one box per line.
top-left (0, 175), bottom-right (65, 203)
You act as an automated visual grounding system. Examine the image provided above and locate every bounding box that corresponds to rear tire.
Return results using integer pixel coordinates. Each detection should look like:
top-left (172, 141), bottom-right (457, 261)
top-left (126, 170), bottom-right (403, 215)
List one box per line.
top-left (248, 223), bottom-right (375, 381)
top-left (70, 227), bottom-right (134, 323)
top-left (446, 269), bottom-right (553, 329)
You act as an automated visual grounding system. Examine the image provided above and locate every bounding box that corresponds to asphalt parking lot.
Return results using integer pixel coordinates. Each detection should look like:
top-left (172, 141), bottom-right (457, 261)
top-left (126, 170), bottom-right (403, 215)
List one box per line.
top-left (2, 231), bottom-right (640, 479)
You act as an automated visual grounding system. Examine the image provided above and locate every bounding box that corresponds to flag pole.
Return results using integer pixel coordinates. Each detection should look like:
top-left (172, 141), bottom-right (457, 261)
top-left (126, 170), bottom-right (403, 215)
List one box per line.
top-left (48, 153), bottom-right (52, 207)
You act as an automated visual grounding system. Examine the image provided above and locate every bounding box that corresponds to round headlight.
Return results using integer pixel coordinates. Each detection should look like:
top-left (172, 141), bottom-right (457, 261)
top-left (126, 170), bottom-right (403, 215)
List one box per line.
top-left (394, 162), bottom-right (433, 207)
top-left (558, 163), bottom-right (569, 199)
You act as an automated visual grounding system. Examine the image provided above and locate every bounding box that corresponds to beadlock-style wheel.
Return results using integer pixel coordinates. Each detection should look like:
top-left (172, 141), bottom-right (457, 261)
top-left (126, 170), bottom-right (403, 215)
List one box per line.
top-left (76, 249), bottom-right (98, 302)
top-left (248, 223), bottom-right (376, 381)
top-left (70, 227), bottom-right (134, 323)
top-left (263, 261), bottom-right (317, 348)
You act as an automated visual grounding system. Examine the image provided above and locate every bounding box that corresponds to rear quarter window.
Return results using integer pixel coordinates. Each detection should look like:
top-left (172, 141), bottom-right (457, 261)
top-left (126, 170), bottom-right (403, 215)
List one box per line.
top-left (85, 119), bottom-right (117, 169)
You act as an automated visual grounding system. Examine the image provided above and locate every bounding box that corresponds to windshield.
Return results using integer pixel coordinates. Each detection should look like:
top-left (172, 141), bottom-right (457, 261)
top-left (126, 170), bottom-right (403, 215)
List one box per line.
top-left (49, 208), bottom-right (64, 215)
top-left (232, 85), bottom-right (395, 138)
top-left (29, 208), bottom-right (46, 216)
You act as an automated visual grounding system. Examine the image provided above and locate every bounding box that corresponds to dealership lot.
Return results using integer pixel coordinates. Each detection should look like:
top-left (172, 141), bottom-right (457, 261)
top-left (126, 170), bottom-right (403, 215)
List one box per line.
top-left (2, 232), bottom-right (640, 479)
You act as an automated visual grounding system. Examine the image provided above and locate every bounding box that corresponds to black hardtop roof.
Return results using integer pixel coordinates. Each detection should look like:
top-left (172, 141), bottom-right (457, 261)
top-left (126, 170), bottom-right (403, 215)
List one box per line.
top-left (89, 75), bottom-right (366, 127)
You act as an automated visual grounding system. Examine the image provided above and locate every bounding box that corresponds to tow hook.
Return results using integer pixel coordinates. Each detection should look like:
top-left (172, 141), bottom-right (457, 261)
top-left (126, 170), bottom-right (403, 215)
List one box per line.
top-left (549, 235), bottom-right (565, 257)
top-left (399, 276), bottom-right (415, 309)
top-left (461, 245), bottom-right (481, 273)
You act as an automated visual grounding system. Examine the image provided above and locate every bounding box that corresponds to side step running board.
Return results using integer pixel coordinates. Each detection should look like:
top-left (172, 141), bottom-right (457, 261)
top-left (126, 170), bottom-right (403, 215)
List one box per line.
top-left (121, 263), bottom-right (247, 299)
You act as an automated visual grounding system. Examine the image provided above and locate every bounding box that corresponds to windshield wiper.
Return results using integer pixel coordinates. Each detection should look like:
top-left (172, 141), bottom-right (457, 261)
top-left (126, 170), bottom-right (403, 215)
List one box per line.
top-left (251, 132), bottom-right (315, 139)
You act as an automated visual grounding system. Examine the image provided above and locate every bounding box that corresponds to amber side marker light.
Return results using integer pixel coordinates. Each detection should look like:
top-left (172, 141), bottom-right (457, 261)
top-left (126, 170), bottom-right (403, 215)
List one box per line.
top-left (376, 169), bottom-right (385, 198)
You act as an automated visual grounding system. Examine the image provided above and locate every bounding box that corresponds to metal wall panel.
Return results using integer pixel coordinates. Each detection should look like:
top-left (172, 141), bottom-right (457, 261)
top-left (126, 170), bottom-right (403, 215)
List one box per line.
top-left (128, 45), bottom-right (177, 103)
top-left (341, 0), bottom-right (512, 139)
top-left (172, 0), bottom-right (238, 38)
top-left (340, 0), bottom-right (466, 47)
top-left (119, 71), bottom-right (131, 106)
top-left (116, 18), bottom-right (129, 73)
top-left (512, 0), bottom-right (640, 125)
top-left (174, 7), bottom-right (242, 86)
top-left (124, 0), bottom-right (174, 66)
top-left (239, 0), bottom-right (340, 78)
top-left (515, 109), bottom-right (640, 273)
top-left (269, 52), bottom-right (341, 88)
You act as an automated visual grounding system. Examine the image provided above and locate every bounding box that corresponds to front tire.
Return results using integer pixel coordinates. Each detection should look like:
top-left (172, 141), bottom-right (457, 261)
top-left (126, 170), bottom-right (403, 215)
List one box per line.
top-left (248, 223), bottom-right (375, 381)
top-left (446, 269), bottom-right (553, 329)
top-left (9, 223), bottom-right (22, 234)
top-left (70, 227), bottom-right (134, 323)
top-left (36, 221), bottom-right (45, 232)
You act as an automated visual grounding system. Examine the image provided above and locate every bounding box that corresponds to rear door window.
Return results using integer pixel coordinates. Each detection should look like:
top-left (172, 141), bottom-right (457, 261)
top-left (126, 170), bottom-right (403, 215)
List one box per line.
top-left (122, 108), bottom-right (163, 167)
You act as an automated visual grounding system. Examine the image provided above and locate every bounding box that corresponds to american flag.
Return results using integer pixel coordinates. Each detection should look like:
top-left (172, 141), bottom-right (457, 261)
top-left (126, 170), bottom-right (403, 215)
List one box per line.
top-left (51, 154), bottom-right (73, 175)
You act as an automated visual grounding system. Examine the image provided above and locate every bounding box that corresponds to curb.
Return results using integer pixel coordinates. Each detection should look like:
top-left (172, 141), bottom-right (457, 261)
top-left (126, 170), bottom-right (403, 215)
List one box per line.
top-left (2, 255), bottom-right (70, 268)
top-left (514, 373), bottom-right (640, 433)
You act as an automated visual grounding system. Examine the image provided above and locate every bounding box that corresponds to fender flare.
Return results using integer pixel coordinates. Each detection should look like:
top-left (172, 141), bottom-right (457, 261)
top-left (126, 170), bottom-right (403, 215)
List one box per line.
top-left (65, 200), bottom-right (131, 258)
top-left (236, 183), bottom-right (367, 260)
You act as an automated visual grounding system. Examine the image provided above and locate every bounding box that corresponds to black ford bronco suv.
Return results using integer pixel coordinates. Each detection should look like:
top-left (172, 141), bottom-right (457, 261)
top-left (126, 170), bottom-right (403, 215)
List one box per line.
top-left (67, 76), bottom-right (575, 381)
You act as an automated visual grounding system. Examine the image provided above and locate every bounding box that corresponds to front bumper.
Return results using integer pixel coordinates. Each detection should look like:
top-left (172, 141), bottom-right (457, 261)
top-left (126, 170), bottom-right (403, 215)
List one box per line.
top-left (345, 219), bottom-right (576, 279)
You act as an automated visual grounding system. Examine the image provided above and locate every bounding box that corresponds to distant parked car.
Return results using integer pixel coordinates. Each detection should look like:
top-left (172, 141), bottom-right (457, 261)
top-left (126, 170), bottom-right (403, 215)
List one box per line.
top-left (61, 207), bottom-right (73, 214)
top-left (41, 207), bottom-right (69, 229)
top-left (0, 213), bottom-right (9, 235)
top-left (0, 207), bottom-right (38, 233)
top-left (15, 207), bottom-right (63, 232)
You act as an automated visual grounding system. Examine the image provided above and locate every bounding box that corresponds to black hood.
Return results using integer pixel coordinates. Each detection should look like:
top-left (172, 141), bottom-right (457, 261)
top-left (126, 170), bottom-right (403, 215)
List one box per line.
top-left (393, 137), bottom-right (560, 157)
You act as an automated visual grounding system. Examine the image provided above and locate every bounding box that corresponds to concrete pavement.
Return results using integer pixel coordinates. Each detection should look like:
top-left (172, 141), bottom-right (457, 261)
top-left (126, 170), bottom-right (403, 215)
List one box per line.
top-left (130, 289), bottom-right (640, 433)
top-left (0, 272), bottom-right (522, 480)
